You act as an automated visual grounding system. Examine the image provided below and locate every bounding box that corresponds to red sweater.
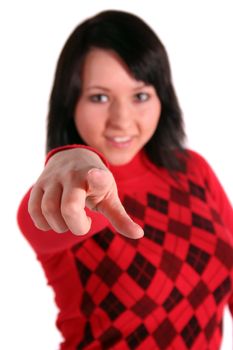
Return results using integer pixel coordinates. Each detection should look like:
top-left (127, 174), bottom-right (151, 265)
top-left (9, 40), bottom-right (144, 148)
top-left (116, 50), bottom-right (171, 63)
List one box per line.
top-left (17, 149), bottom-right (233, 350)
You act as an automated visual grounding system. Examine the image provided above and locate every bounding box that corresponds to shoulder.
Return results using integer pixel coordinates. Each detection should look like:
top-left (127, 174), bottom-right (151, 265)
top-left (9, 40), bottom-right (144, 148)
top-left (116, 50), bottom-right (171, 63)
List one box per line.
top-left (184, 149), bottom-right (212, 176)
top-left (184, 150), bottom-right (233, 230)
top-left (175, 148), bottom-right (217, 189)
top-left (183, 149), bottom-right (224, 198)
top-left (186, 148), bottom-right (208, 165)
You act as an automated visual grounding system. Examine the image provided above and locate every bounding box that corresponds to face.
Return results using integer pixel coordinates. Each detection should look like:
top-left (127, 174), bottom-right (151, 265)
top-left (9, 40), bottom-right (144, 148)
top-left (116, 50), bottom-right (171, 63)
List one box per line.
top-left (74, 48), bottom-right (161, 165)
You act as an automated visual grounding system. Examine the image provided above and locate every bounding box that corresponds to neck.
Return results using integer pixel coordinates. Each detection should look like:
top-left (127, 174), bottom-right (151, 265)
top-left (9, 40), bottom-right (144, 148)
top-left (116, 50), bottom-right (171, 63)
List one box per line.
top-left (109, 150), bottom-right (151, 181)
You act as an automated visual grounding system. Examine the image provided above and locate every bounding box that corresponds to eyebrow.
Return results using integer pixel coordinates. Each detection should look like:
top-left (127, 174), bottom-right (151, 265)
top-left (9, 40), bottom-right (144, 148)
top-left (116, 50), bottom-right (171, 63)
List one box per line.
top-left (85, 83), bottom-right (149, 91)
top-left (85, 86), bottom-right (110, 91)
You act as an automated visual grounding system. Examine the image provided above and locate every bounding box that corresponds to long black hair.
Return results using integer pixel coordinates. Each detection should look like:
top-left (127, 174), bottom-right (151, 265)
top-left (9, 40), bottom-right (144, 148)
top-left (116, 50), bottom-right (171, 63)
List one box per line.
top-left (46, 10), bottom-right (187, 171)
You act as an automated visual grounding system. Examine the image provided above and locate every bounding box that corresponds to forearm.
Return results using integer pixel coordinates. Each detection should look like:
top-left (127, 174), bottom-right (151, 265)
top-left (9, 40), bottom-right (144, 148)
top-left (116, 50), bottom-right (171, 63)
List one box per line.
top-left (17, 188), bottom-right (109, 255)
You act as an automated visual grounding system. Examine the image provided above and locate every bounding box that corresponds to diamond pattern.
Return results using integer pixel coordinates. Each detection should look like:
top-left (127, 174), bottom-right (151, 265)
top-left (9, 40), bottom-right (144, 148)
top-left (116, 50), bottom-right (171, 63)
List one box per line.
top-left (132, 295), bottom-right (156, 318)
top-left (96, 256), bottom-right (122, 287)
top-left (186, 244), bottom-right (211, 274)
top-left (204, 314), bottom-right (217, 341)
top-left (168, 218), bottom-right (190, 240)
top-left (163, 287), bottom-right (183, 312)
top-left (160, 250), bottom-right (182, 281)
top-left (154, 318), bottom-right (176, 349)
top-left (170, 186), bottom-right (190, 207)
top-left (213, 277), bottom-right (231, 305)
top-left (100, 327), bottom-right (122, 349)
top-left (127, 252), bottom-right (156, 289)
top-left (188, 281), bottom-right (209, 309)
top-left (147, 193), bottom-right (168, 214)
top-left (100, 292), bottom-right (126, 320)
top-left (126, 324), bottom-right (149, 349)
top-left (215, 238), bottom-right (233, 269)
top-left (93, 228), bottom-right (114, 250)
top-left (67, 174), bottom-right (233, 349)
top-left (81, 291), bottom-right (95, 317)
top-left (74, 258), bottom-right (92, 287)
top-left (144, 224), bottom-right (165, 245)
top-left (123, 195), bottom-right (145, 220)
top-left (181, 316), bottom-right (201, 347)
top-left (210, 208), bottom-right (223, 224)
top-left (77, 322), bottom-right (94, 350)
top-left (192, 213), bottom-right (215, 234)
top-left (189, 180), bottom-right (206, 201)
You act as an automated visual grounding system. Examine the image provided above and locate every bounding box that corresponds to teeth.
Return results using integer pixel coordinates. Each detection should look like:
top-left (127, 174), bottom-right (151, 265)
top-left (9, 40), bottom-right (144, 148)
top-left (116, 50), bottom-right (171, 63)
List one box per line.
top-left (112, 136), bottom-right (131, 142)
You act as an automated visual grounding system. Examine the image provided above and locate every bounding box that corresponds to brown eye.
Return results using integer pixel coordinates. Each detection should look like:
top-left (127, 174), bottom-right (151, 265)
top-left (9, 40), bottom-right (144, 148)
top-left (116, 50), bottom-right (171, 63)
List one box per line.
top-left (89, 94), bottom-right (108, 103)
top-left (134, 92), bottom-right (150, 102)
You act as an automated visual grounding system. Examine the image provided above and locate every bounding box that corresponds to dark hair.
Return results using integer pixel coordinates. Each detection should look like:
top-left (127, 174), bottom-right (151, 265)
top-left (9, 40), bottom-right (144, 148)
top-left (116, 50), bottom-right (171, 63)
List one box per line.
top-left (46, 10), bottom-right (187, 171)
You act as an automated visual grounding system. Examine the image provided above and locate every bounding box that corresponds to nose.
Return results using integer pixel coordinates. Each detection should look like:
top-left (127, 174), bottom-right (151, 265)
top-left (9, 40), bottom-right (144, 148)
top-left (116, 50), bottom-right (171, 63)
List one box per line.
top-left (107, 99), bottom-right (132, 128)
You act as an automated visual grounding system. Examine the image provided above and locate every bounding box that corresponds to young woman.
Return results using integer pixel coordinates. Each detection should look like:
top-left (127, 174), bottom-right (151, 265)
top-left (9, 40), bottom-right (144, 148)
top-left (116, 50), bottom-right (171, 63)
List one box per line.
top-left (17, 10), bottom-right (233, 350)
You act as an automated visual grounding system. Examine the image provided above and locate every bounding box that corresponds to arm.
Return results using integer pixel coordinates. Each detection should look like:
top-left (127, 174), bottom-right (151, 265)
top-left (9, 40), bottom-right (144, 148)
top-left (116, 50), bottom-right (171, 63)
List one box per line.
top-left (190, 150), bottom-right (233, 231)
top-left (17, 187), bottom-right (109, 254)
top-left (17, 146), bottom-right (143, 255)
top-left (189, 151), bottom-right (233, 318)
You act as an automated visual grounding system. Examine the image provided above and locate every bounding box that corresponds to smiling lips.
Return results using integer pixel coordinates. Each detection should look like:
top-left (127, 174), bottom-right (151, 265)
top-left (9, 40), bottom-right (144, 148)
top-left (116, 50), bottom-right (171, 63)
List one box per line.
top-left (105, 135), bottom-right (134, 148)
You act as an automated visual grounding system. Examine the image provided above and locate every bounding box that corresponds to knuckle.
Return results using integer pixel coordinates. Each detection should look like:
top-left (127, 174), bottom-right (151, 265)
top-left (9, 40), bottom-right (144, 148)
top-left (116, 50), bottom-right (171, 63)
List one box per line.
top-left (61, 201), bottom-right (82, 219)
top-left (64, 170), bottom-right (80, 185)
top-left (28, 202), bottom-right (40, 218)
top-left (34, 178), bottom-right (48, 189)
top-left (41, 199), bottom-right (58, 216)
top-left (88, 169), bottom-right (114, 193)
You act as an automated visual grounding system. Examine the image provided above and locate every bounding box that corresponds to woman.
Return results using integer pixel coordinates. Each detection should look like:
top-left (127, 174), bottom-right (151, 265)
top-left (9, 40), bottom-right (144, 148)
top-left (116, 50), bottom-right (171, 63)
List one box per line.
top-left (18, 10), bottom-right (233, 349)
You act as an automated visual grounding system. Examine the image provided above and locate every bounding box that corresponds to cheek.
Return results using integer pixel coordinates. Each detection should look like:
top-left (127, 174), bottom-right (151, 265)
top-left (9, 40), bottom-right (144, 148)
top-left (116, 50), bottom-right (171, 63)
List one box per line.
top-left (141, 106), bottom-right (161, 134)
top-left (139, 112), bottom-right (160, 144)
top-left (151, 100), bottom-right (161, 129)
top-left (74, 104), bottom-right (93, 139)
top-left (74, 101), bottom-right (88, 126)
top-left (74, 103), bottom-right (105, 145)
top-left (75, 116), bottom-right (95, 140)
top-left (142, 121), bottom-right (158, 140)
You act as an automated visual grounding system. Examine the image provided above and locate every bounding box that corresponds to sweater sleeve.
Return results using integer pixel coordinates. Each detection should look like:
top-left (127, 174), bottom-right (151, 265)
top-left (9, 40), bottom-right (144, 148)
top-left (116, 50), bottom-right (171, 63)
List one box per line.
top-left (189, 151), bottom-right (233, 318)
top-left (45, 144), bottom-right (109, 166)
top-left (17, 145), bottom-right (109, 255)
top-left (189, 150), bottom-right (233, 232)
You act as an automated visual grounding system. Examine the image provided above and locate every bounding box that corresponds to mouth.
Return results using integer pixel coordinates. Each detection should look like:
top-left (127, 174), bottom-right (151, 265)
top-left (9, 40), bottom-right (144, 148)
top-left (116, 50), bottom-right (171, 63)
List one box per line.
top-left (105, 135), bottom-right (134, 148)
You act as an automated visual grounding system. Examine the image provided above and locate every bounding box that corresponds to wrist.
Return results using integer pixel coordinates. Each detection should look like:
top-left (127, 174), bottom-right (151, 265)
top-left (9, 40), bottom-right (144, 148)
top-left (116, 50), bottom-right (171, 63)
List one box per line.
top-left (45, 144), bottom-right (109, 167)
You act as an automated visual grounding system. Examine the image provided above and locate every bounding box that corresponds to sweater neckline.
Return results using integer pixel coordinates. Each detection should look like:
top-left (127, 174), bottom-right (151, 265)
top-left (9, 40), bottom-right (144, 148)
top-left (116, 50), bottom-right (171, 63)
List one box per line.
top-left (109, 150), bottom-right (152, 181)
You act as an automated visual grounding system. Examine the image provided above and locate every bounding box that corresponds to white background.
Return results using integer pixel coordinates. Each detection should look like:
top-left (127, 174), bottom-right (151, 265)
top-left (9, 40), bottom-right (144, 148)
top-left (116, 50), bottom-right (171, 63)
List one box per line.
top-left (0, 1), bottom-right (232, 349)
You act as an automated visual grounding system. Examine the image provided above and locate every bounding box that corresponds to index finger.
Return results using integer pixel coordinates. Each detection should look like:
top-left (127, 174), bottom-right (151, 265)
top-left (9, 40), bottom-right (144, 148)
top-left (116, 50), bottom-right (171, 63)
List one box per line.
top-left (97, 193), bottom-right (144, 239)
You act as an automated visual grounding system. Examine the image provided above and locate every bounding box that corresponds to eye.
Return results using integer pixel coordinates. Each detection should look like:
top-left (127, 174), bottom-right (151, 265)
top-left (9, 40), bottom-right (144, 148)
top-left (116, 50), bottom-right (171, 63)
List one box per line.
top-left (89, 94), bottom-right (109, 103)
top-left (134, 92), bottom-right (150, 102)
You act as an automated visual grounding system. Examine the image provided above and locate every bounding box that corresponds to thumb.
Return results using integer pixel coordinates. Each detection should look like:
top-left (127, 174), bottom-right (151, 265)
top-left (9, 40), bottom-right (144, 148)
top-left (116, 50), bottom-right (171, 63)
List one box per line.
top-left (87, 168), bottom-right (144, 239)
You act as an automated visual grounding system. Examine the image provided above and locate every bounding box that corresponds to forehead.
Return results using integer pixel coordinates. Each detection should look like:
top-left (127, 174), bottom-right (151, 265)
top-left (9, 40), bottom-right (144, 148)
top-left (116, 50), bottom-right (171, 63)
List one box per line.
top-left (81, 48), bottom-right (142, 88)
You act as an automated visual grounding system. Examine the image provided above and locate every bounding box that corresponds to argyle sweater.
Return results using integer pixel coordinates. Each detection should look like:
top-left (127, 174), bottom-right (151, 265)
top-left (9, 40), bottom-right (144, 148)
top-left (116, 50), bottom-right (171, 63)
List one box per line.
top-left (17, 148), bottom-right (233, 350)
